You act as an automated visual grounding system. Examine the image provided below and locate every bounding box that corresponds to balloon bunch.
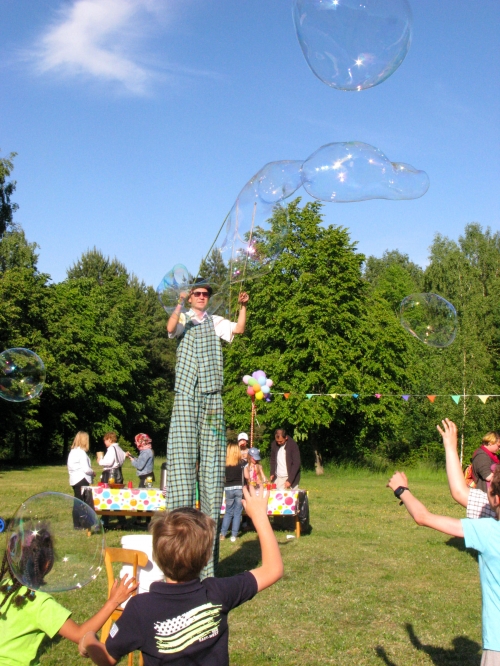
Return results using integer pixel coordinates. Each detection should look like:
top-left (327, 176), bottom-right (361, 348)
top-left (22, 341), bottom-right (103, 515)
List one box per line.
top-left (243, 370), bottom-right (273, 402)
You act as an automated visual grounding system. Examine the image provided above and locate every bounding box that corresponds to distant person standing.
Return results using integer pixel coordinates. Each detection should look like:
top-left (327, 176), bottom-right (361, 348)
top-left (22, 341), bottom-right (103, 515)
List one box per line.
top-left (67, 431), bottom-right (95, 529)
top-left (97, 432), bottom-right (126, 484)
top-left (126, 433), bottom-right (155, 487)
top-left (270, 429), bottom-right (301, 491)
top-left (238, 433), bottom-right (249, 463)
top-left (471, 432), bottom-right (500, 492)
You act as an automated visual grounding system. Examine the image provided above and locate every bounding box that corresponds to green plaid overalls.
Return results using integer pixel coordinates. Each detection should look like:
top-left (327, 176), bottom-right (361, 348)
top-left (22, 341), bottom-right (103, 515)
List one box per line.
top-left (166, 315), bottom-right (226, 577)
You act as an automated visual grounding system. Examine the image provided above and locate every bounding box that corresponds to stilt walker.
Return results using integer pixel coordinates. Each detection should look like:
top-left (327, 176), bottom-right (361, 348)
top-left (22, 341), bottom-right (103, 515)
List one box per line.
top-left (166, 282), bottom-right (249, 577)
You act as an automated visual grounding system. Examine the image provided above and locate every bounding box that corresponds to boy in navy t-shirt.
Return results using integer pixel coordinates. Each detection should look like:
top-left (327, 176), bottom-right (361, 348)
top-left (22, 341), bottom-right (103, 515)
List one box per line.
top-left (387, 466), bottom-right (500, 665)
top-left (80, 485), bottom-right (283, 665)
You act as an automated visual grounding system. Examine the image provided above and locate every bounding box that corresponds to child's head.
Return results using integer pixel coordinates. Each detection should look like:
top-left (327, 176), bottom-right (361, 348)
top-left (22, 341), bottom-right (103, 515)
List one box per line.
top-left (248, 447), bottom-right (261, 464)
top-left (489, 466), bottom-right (500, 501)
top-left (103, 432), bottom-right (117, 446)
top-left (226, 443), bottom-right (241, 466)
top-left (237, 433), bottom-right (249, 449)
top-left (151, 508), bottom-right (215, 582)
top-left (0, 527), bottom-right (54, 608)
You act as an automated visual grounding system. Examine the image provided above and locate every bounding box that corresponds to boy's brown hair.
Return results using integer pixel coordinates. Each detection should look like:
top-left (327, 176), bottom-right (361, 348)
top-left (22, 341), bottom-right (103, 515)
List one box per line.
top-left (103, 432), bottom-right (117, 443)
top-left (151, 508), bottom-right (215, 582)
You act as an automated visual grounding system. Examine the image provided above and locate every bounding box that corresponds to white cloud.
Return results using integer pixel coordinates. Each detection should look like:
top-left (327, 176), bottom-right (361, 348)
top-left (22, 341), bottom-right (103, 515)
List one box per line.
top-left (32, 0), bottom-right (170, 94)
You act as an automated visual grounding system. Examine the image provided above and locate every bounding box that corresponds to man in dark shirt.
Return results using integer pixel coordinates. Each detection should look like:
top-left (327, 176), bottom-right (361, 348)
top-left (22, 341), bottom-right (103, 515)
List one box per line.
top-left (270, 428), bottom-right (301, 490)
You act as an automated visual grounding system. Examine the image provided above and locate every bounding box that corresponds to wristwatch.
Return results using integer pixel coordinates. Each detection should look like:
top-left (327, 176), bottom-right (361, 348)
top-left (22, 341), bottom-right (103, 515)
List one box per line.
top-left (394, 486), bottom-right (409, 503)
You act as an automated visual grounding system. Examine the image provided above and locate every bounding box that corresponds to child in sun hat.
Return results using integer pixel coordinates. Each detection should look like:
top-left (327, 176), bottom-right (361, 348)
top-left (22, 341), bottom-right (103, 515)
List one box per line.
top-left (244, 448), bottom-right (267, 489)
top-left (238, 432), bottom-right (249, 463)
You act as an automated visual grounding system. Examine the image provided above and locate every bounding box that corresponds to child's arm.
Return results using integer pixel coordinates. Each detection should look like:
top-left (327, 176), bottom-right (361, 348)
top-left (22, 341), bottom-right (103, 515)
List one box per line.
top-left (437, 418), bottom-right (470, 508)
top-left (242, 485), bottom-right (283, 591)
top-left (244, 465), bottom-right (250, 481)
top-left (58, 575), bottom-right (137, 644)
top-left (387, 471), bottom-right (464, 538)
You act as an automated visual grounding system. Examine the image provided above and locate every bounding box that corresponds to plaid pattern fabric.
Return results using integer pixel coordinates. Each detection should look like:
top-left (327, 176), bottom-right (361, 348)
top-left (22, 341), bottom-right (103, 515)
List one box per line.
top-left (166, 316), bottom-right (226, 578)
top-left (174, 317), bottom-right (223, 395)
top-left (467, 487), bottom-right (496, 519)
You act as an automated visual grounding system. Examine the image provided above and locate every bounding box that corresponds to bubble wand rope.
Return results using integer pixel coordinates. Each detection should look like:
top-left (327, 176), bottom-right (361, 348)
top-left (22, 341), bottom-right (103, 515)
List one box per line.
top-left (228, 201), bottom-right (239, 319)
top-left (197, 208), bottom-right (232, 277)
top-left (238, 200), bottom-right (257, 298)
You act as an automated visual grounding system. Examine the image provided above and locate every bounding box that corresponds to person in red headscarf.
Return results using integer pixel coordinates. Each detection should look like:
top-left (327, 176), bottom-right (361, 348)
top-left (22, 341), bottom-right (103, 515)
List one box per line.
top-left (125, 434), bottom-right (155, 487)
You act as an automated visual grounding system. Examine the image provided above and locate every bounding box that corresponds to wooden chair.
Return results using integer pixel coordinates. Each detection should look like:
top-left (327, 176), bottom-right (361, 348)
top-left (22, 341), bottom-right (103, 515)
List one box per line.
top-left (101, 547), bottom-right (149, 666)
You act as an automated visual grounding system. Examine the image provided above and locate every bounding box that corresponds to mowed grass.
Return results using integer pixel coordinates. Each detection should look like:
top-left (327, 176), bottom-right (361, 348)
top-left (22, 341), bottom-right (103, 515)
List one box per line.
top-left (0, 461), bottom-right (483, 666)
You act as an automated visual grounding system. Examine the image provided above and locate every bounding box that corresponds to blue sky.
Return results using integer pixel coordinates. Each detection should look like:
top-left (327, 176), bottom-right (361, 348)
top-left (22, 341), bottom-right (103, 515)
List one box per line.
top-left (1, 0), bottom-right (499, 286)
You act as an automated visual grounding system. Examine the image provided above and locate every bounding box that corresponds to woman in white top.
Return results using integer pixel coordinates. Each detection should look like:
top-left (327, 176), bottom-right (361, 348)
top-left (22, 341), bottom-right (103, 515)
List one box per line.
top-left (67, 431), bottom-right (95, 529)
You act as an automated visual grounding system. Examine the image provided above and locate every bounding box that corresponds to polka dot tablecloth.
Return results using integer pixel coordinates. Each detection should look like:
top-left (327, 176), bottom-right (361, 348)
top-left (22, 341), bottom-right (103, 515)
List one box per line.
top-left (88, 487), bottom-right (166, 512)
top-left (221, 489), bottom-right (299, 516)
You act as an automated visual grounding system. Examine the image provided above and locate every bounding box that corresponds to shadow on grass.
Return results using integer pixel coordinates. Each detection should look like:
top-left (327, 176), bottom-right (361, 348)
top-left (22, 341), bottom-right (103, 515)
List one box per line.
top-left (445, 537), bottom-right (479, 562)
top-left (217, 537), bottom-right (292, 578)
top-left (376, 623), bottom-right (481, 666)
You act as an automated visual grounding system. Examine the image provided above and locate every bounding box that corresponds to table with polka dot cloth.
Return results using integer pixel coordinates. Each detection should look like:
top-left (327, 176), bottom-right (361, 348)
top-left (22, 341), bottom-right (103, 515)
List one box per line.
top-left (221, 489), bottom-right (298, 516)
top-left (88, 487), bottom-right (166, 512)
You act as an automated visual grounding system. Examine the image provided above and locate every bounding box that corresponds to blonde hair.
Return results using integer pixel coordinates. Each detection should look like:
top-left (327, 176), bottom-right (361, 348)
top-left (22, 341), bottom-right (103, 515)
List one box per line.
top-left (482, 432), bottom-right (500, 447)
top-left (226, 443), bottom-right (241, 467)
top-left (71, 431), bottom-right (89, 451)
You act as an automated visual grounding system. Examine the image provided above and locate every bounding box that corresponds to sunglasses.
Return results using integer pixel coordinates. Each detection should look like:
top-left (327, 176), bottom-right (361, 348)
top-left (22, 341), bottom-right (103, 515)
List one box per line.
top-left (192, 291), bottom-right (209, 298)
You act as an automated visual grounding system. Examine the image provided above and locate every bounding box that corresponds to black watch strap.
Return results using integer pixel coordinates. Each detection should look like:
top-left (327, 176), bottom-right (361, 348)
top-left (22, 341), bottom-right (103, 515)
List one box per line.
top-left (394, 486), bottom-right (409, 500)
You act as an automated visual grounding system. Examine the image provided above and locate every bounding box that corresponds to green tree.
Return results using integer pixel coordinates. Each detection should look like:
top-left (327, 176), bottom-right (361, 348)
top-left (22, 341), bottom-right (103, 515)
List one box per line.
top-left (0, 152), bottom-right (18, 237)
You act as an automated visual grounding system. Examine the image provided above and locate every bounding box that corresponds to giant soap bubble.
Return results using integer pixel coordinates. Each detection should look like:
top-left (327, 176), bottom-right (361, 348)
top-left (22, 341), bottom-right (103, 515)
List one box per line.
top-left (0, 348), bottom-right (46, 402)
top-left (7, 492), bottom-right (104, 593)
top-left (301, 142), bottom-right (429, 202)
top-left (156, 264), bottom-right (225, 317)
top-left (400, 293), bottom-right (457, 348)
top-left (293, 0), bottom-right (412, 91)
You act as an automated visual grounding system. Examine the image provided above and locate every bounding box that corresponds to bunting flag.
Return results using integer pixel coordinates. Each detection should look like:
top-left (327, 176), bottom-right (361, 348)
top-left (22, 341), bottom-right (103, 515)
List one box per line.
top-left (269, 391), bottom-right (500, 402)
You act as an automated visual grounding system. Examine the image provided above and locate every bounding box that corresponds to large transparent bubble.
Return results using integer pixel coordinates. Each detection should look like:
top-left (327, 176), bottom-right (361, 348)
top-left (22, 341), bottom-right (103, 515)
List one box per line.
top-left (400, 293), bottom-right (457, 348)
top-left (301, 142), bottom-right (429, 202)
top-left (0, 348), bottom-right (46, 403)
top-left (156, 266), bottom-right (225, 317)
top-left (7, 492), bottom-right (104, 593)
top-left (293, 0), bottom-right (412, 91)
top-left (256, 160), bottom-right (303, 204)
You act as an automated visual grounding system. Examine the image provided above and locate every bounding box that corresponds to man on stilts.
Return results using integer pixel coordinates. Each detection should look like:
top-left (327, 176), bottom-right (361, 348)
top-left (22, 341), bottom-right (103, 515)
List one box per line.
top-left (166, 282), bottom-right (249, 577)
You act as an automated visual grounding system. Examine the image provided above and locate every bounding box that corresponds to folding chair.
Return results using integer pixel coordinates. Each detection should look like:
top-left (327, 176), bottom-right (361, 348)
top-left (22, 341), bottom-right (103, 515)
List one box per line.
top-left (100, 547), bottom-right (149, 666)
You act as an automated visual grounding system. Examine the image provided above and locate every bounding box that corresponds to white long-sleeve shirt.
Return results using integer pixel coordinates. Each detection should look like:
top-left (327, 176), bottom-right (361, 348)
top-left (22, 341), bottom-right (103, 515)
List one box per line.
top-left (67, 448), bottom-right (94, 486)
top-left (98, 443), bottom-right (126, 471)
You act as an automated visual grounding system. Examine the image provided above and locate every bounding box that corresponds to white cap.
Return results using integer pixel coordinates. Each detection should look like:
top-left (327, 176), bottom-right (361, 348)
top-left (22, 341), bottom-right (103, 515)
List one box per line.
top-left (238, 432), bottom-right (249, 441)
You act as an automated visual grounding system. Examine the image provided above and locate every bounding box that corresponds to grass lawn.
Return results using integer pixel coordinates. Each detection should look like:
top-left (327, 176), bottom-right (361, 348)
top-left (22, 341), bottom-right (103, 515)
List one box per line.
top-left (0, 461), bottom-right (482, 665)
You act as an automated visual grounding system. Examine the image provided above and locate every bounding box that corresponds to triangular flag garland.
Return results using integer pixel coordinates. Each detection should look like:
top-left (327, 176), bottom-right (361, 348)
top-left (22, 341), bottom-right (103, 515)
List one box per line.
top-left (265, 391), bottom-right (500, 403)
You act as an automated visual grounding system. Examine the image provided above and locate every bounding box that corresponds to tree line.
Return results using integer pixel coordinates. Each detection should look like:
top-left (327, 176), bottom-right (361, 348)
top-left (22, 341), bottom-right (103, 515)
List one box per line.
top-left (1, 154), bottom-right (499, 466)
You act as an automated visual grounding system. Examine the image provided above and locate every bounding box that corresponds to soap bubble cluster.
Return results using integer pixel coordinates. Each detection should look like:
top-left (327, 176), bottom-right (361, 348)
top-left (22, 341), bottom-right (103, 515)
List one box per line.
top-left (159, 140), bottom-right (428, 317)
top-left (400, 293), bottom-right (457, 348)
top-left (0, 348), bottom-right (46, 403)
top-left (293, 0), bottom-right (413, 91)
top-left (7, 492), bottom-right (104, 593)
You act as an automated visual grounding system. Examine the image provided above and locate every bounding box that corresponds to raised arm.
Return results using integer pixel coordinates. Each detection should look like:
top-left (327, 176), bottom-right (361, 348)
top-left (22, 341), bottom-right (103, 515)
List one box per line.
top-left (232, 292), bottom-right (249, 335)
top-left (437, 419), bottom-right (469, 508)
top-left (387, 471), bottom-right (464, 538)
top-left (242, 485), bottom-right (283, 591)
top-left (166, 291), bottom-right (187, 334)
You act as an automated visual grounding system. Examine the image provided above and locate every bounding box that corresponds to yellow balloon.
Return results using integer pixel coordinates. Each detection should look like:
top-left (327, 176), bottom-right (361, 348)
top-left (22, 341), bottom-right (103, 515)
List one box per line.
top-left (255, 391), bottom-right (264, 400)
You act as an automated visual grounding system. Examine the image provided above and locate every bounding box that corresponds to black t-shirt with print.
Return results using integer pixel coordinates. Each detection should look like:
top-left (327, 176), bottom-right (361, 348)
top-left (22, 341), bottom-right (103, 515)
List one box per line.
top-left (106, 572), bottom-right (258, 666)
